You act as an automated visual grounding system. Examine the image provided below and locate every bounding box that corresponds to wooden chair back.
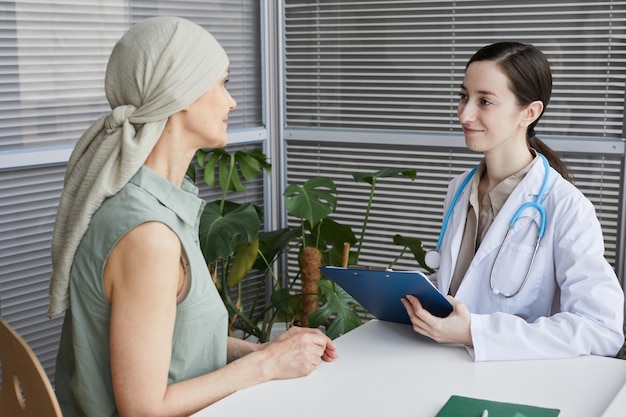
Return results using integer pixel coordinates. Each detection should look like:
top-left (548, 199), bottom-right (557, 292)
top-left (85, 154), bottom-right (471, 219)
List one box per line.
top-left (0, 317), bottom-right (62, 417)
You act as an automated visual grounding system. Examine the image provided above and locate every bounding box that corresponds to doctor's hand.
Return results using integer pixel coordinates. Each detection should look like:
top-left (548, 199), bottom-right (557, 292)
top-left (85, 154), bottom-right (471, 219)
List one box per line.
top-left (401, 295), bottom-right (473, 347)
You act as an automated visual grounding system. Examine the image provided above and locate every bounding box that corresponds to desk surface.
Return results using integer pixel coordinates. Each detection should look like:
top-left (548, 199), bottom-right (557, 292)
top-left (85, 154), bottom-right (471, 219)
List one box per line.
top-left (602, 382), bottom-right (626, 417)
top-left (193, 320), bottom-right (626, 417)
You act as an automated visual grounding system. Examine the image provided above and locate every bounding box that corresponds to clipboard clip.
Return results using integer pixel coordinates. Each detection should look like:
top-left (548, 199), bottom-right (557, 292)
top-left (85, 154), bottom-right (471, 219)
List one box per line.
top-left (345, 265), bottom-right (389, 271)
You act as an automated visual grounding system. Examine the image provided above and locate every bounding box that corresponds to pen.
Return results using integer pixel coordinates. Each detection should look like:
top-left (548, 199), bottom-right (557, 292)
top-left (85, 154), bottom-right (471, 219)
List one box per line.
top-left (481, 410), bottom-right (488, 417)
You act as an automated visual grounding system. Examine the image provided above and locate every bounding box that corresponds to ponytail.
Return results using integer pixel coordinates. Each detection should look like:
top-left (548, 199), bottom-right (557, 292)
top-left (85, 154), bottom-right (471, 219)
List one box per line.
top-left (528, 135), bottom-right (573, 183)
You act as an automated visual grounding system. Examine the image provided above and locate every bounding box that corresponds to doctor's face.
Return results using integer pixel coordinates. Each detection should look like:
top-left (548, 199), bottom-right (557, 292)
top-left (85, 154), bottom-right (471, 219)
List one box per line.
top-left (457, 60), bottom-right (529, 156)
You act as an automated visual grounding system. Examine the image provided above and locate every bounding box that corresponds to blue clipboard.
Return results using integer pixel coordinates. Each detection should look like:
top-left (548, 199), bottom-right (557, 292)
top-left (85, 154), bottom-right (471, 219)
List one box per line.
top-left (321, 266), bottom-right (453, 324)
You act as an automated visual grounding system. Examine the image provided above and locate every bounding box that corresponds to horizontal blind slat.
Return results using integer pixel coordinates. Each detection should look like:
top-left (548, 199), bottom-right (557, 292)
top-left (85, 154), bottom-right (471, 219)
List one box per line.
top-left (284, 1), bottom-right (626, 139)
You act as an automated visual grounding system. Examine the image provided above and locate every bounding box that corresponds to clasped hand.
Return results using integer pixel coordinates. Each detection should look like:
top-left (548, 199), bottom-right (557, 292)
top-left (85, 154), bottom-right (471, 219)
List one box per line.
top-left (259, 326), bottom-right (338, 380)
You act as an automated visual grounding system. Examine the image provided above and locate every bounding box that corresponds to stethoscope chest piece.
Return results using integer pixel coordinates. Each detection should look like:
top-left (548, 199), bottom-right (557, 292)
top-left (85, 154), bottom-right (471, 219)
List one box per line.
top-left (424, 250), bottom-right (441, 270)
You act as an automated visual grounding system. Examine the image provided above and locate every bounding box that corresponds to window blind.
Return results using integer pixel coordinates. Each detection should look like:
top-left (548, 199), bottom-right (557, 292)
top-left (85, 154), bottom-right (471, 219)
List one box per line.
top-left (0, 164), bottom-right (66, 383)
top-left (282, 1), bottom-right (626, 288)
top-left (0, 0), bottom-right (263, 385)
top-left (286, 141), bottom-right (621, 272)
top-left (0, 1), bottom-right (127, 151)
top-left (283, 0), bottom-right (626, 139)
top-left (0, 0), bottom-right (262, 153)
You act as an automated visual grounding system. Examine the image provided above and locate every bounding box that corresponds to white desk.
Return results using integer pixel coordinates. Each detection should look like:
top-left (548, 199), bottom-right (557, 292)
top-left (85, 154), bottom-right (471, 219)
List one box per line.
top-left (602, 382), bottom-right (626, 417)
top-left (193, 320), bottom-right (626, 417)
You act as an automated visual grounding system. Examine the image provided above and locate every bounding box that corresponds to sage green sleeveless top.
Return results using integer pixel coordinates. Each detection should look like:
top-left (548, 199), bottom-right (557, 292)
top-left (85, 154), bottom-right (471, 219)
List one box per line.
top-left (55, 166), bottom-right (228, 417)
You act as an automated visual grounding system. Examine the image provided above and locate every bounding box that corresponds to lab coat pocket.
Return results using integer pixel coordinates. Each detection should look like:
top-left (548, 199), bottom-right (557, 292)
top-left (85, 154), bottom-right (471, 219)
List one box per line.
top-left (489, 241), bottom-right (545, 311)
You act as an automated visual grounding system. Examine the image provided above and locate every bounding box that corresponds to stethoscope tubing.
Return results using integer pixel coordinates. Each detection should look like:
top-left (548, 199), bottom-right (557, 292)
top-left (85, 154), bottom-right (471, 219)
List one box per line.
top-left (435, 165), bottom-right (479, 252)
top-left (428, 154), bottom-right (550, 298)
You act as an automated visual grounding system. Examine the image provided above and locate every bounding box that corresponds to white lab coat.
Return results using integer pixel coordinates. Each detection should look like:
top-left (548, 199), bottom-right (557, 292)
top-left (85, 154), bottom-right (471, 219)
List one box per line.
top-left (435, 159), bottom-right (625, 361)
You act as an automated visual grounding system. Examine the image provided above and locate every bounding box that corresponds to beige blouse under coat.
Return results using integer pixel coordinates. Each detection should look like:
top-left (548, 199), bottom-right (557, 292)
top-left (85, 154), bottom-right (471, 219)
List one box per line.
top-left (448, 152), bottom-right (539, 296)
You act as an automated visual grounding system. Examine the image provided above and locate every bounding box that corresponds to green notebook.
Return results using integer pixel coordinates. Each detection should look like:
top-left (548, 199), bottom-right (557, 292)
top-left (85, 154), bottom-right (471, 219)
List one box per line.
top-left (436, 395), bottom-right (560, 417)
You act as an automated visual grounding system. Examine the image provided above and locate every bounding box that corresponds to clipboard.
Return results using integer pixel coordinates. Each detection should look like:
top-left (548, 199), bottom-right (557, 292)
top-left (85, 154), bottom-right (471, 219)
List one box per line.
top-left (320, 266), bottom-right (453, 324)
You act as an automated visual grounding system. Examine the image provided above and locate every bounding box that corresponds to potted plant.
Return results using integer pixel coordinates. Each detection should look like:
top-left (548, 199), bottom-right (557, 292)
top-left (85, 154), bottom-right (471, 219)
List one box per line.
top-left (189, 148), bottom-right (429, 342)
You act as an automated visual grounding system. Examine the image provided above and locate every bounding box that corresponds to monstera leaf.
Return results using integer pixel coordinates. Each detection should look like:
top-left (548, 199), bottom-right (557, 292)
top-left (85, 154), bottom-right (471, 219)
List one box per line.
top-left (254, 227), bottom-right (301, 271)
top-left (198, 148), bottom-right (270, 193)
top-left (199, 201), bottom-right (261, 265)
top-left (308, 278), bottom-right (362, 339)
top-left (309, 218), bottom-right (357, 265)
top-left (392, 234), bottom-right (434, 273)
top-left (284, 177), bottom-right (337, 227)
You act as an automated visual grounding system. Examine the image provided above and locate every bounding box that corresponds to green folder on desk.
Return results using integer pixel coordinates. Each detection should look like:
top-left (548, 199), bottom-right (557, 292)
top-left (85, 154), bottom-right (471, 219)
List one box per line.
top-left (436, 395), bottom-right (560, 417)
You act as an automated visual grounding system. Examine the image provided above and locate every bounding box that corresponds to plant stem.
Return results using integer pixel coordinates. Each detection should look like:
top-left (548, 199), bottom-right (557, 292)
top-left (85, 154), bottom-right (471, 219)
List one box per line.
top-left (314, 220), bottom-right (322, 249)
top-left (356, 179), bottom-right (376, 260)
top-left (220, 258), bottom-right (230, 301)
top-left (387, 246), bottom-right (408, 270)
top-left (257, 249), bottom-right (281, 288)
top-left (301, 220), bottom-right (307, 249)
top-left (219, 153), bottom-right (236, 213)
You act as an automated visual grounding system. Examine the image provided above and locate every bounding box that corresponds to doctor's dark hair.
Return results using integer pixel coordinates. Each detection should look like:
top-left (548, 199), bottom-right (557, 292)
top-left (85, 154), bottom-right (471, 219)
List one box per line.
top-left (467, 42), bottom-right (573, 182)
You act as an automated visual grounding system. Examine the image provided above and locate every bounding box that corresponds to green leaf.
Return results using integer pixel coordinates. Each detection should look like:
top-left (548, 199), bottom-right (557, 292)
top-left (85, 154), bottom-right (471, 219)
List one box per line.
top-left (228, 238), bottom-right (260, 287)
top-left (254, 227), bottom-right (301, 271)
top-left (203, 151), bottom-right (222, 188)
top-left (352, 168), bottom-right (417, 185)
top-left (198, 201), bottom-right (261, 264)
top-left (236, 151), bottom-right (260, 182)
top-left (313, 218), bottom-right (356, 247)
top-left (199, 148), bottom-right (271, 193)
top-left (308, 278), bottom-right (362, 339)
top-left (269, 288), bottom-right (297, 316)
top-left (284, 177), bottom-right (338, 226)
top-left (196, 149), bottom-right (208, 167)
top-left (218, 154), bottom-right (247, 192)
top-left (307, 218), bottom-right (358, 265)
top-left (250, 148), bottom-right (272, 172)
top-left (186, 163), bottom-right (196, 182)
top-left (392, 234), bottom-right (435, 273)
top-left (236, 149), bottom-right (270, 181)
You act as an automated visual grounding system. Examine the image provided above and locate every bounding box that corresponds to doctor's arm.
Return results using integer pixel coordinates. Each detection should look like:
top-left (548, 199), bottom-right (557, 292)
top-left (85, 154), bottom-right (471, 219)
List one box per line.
top-left (469, 194), bottom-right (624, 361)
top-left (400, 174), bottom-right (474, 345)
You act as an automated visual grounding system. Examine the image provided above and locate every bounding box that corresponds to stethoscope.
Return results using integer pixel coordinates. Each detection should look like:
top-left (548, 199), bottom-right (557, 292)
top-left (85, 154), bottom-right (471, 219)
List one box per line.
top-left (424, 153), bottom-right (550, 298)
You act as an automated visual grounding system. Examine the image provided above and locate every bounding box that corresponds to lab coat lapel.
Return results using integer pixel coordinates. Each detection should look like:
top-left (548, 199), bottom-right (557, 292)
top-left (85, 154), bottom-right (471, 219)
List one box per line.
top-left (467, 161), bottom-right (546, 270)
top-left (440, 185), bottom-right (471, 292)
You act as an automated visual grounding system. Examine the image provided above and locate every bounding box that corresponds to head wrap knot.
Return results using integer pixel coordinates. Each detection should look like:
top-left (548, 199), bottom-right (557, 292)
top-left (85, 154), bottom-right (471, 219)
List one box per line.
top-left (105, 105), bottom-right (138, 134)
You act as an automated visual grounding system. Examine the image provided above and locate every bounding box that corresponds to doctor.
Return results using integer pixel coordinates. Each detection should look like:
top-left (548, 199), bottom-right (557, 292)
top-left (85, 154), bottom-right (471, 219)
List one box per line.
top-left (401, 42), bottom-right (625, 361)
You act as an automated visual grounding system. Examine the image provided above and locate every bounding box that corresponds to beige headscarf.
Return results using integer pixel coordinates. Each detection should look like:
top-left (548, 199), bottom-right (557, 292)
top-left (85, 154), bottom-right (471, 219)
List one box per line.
top-left (48, 16), bottom-right (229, 317)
